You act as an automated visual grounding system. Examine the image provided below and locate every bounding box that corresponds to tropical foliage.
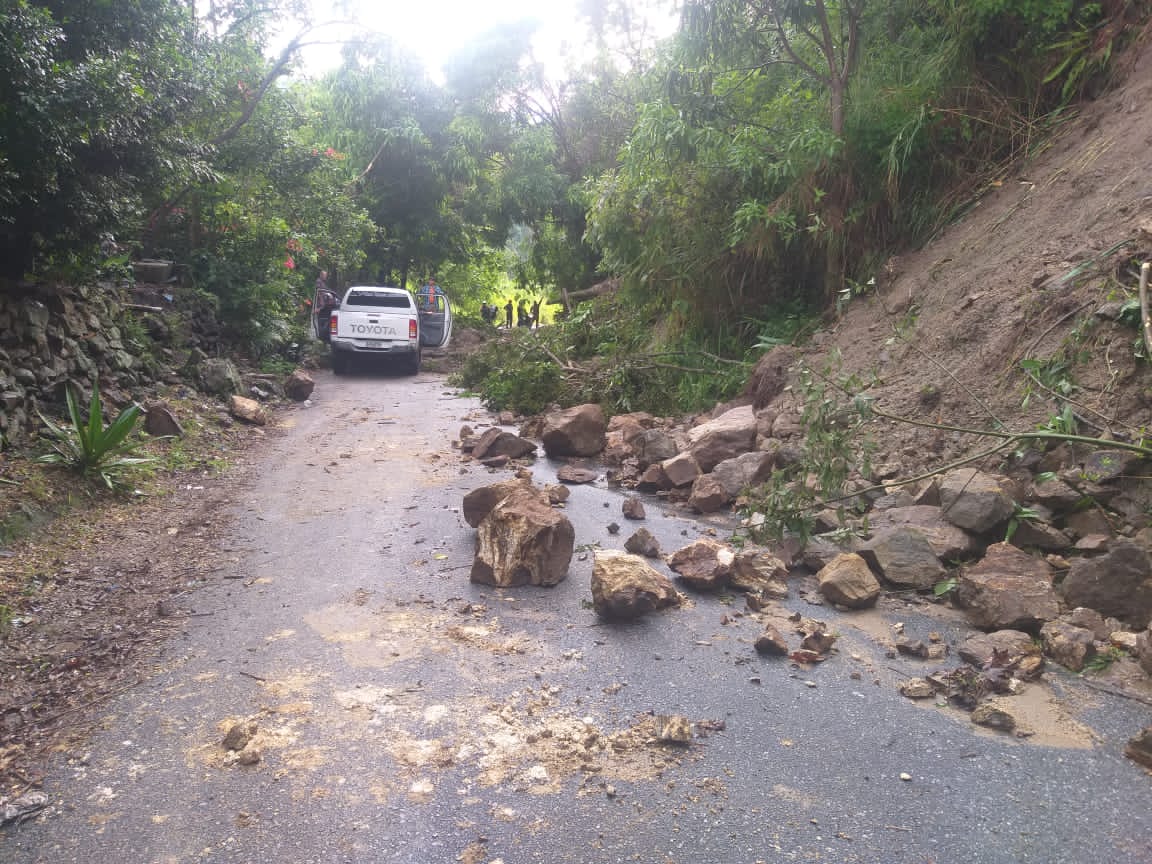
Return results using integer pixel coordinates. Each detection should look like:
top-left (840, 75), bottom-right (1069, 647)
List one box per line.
top-left (1, 0), bottom-right (1145, 405)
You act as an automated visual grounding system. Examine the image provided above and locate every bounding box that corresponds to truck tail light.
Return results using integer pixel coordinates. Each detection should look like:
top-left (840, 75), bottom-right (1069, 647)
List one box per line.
top-left (409, 319), bottom-right (418, 339)
top-left (329, 313), bottom-right (338, 334)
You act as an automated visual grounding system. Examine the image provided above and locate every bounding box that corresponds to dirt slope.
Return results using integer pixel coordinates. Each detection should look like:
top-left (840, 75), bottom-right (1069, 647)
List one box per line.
top-left (783, 34), bottom-right (1152, 476)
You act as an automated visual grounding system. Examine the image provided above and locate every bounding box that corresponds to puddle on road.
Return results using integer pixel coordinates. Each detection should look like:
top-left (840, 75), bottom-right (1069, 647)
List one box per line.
top-left (823, 607), bottom-right (1101, 750)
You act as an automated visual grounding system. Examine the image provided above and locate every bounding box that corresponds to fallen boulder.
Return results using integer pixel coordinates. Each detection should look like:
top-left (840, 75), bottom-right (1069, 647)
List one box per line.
top-left (541, 403), bottom-right (606, 457)
top-left (632, 429), bottom-right (678, 468)
top-left (754, 625), bottom-right (790, 656)
top-left (688, 474), bottom-right (730, 513)
top-left (866, 505), bottom-right (979, 560)
top-left (624, 527), bottom-right (662, 558)
top-left (687, 405), bottom-right (757, 472)
top-left (472, 427), bottom-right (538, 460)
top-left (228, 395), bottom-right (268, 426)
top-left (957, 630), bottom-right (1041, 667)
top-left (857, 526), bottom-right (945, 590)
top-left (1060, 538), bottom-right (1152, 629)
top-left (711, 451), bottom-right (775, 499)
top-left (1125, 727), bottom-right (1152, 770)
top-left (1039, 619), bottom-right (1098, 672)
top-left (471, 488), bottom-right (574, 587)
top-left (666, 539), bottom-right (733, 591)
top-left (939, 468), bottom-right (1016, 534)
top-left (462, 477), bottom-right (531, 528)
top-left (956, 542), bottom-right (1059, 632)
top-left (817, 553), bottom-right (881, 609)
top-left (144, 402), bottom-right (184, 437)
top-left (284, 369), bottom-right (315, 401)
top-left (729, 548), bottom-right (789, 598)
top-left (660, 453), bottom-right (701, 488)
top-left (591, 550), bottom-right (681, 619)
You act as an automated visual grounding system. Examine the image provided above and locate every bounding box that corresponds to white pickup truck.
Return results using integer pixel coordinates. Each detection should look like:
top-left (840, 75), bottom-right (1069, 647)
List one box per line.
top-left (328, 285), bottom-right (452, 375)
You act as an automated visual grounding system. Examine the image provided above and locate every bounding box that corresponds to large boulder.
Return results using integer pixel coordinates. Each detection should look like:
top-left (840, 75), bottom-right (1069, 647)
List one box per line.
top-left (666, 539), bottom-right (733, 591)
top-left (729, 548), bottom-right (789, 597)
top-left (199, 358), bottom-right (243, 396)
top-left (688, 474), bottom-right (730, 513)
top-left (472, 427), bottom-right (538, 460)
top-left (1079, 449), bottom-right (1146, 483)
top-left (660, 453), bottom-right (701, 488)
top-left (939, 468), bottom-right (1016, 534)
top-left (1060, 539), bottom-right (1152, 628)
top-left (865, 506), bottom-right (979, 560)
top-left (143, 402), bottom-right (184, 437)
top-left (462, 478), bottom-right (532, 528)
top-left (711, 452), bottom-right (775, 499)
top-left (471, 488), bottom-right (574, 587)
top-left (624, 528), bottom-right (662, 558)
top-left (284, 369), bottom-right (315, 401)
top-left (857, 526), bottom-right (945, 590)
top-left (228, 395), bottom-right (268, 426)
top-left (687, 405), bottom-right (758, 472)
top-left (818, 553), bottom-right (881, 609)
top-left (956, 542), bottom-right (1059, 632)
top-left (1039, 620), bottom-right (1098, 672)
top-left (541, 404), bottom-right (606, 458)
top-left (632, 429), bottom-right (679, 468)
top-left (591, 550), bottom-right (681, 619)
top-left (957, 630), bottom-right (1041, 666)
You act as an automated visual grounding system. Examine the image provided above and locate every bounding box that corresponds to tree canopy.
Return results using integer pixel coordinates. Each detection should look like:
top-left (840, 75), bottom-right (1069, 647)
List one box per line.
top-left (0, 0), bottom-right (1138, 360)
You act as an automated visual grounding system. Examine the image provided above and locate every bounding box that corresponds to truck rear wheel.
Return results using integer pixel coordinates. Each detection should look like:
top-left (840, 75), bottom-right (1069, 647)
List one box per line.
top-left (404, 347), bottom-right (421, 375)
top-left (332, 352), bottom-right (349, 375)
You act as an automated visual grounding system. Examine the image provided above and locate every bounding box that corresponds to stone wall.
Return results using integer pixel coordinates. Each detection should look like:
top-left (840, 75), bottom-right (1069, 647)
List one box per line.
top-left (0, 282), bottom-right (163, 446)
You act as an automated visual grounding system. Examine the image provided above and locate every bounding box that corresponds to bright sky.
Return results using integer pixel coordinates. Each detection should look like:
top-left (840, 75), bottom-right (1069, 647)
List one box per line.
top-left (290, 0), bottom-right (679, 81)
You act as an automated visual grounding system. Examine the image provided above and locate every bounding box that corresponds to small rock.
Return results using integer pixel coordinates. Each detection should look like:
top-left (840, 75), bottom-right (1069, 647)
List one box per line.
top-left (655, 715), bottom-right (693, 744)
top-left (1124, 727), bottom-right (1152, 770)
top-left (557, 465), bottom-right (598, 484)
top-left (899, 678), bottom-right (936, 699)
top-left (235, 748), bottom-right (262, 766)
top-left (970, 704), bottom-right (1016, 732)
top-left (754, 625), bottom-right (790, 656)
top-left (607, 522), bottom-right (620, 535)
top-left (624, 528), bottom-right (661, 558)
top-left (622, 497), bottom-right (646, 520)
top-left (222, 722), bottom-right (256, 752)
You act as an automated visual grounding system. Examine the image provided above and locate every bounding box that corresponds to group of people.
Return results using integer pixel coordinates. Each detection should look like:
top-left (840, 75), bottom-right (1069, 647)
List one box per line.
top-left (481, 298), bottom-right (541, 329)
top-left (311, 269), bottom-right (538, 337)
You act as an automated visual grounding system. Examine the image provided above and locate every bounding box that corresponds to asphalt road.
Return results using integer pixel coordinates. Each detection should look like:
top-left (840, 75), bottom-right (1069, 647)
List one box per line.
top-left (4, 366), bottom-right (1152, 864)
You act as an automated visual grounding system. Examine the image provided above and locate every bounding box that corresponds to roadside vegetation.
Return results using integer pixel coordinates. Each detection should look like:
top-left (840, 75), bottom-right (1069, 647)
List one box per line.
top-left (1, 0), bottom-right (1148, 418)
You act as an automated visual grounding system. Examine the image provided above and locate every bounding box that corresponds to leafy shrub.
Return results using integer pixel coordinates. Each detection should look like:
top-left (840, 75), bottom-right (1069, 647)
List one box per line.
top-left (36, 383), bottom-right (154, 489)
top-left (480, 360), bottom-right (562, 415)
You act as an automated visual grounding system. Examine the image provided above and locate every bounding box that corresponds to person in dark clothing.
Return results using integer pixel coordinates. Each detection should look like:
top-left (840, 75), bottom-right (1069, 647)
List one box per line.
top-left (530, 299), bottom-right (541, 329)
top-left (504, 300), bottom-right (513, 329)
top-left (313, 270), bottom-right (338, 342)
top-left (517, 300), bottom-right (530, 327)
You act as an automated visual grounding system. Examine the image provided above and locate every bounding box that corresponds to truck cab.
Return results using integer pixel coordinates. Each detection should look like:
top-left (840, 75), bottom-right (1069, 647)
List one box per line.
top-left (328, 285), bottom-right (453, 375)
top-left (329, 286), bottom-right (421, 375)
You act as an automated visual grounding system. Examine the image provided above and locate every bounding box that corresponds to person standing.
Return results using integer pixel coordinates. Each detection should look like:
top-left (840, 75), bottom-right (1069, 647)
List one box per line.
top-left (313, 270), bottom-right (337, 342)
top-left (504, 299), bottom-right (513, 329)
top-left (530, 298), bottom-right (541, 329)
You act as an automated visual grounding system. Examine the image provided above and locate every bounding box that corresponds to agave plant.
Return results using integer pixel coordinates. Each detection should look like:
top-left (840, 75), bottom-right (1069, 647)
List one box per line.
top-left (37, 383), bottom-right (153, 489)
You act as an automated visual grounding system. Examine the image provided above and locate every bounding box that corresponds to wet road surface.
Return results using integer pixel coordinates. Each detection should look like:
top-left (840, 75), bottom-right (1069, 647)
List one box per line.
top-left (4, 368), bottom-right (1152, 863)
